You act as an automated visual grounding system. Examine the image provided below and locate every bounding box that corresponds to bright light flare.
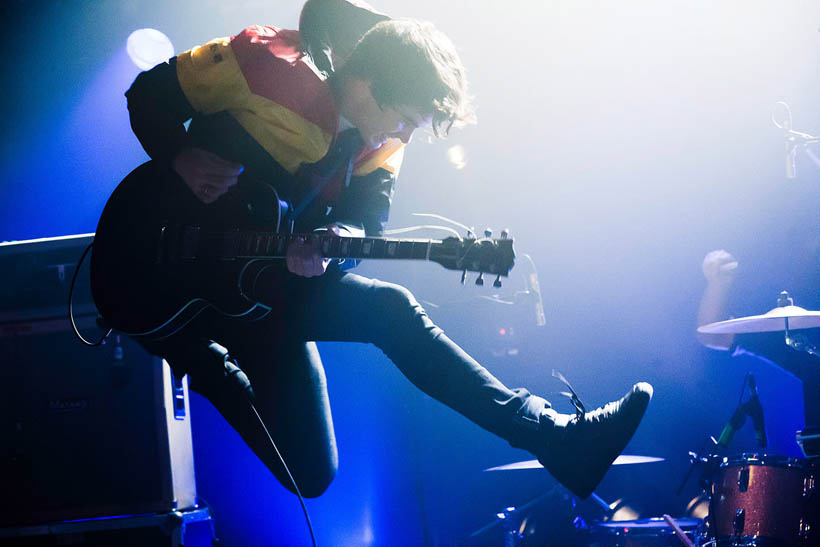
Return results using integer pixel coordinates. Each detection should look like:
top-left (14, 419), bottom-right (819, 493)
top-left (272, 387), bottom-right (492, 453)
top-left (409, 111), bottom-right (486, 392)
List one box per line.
top-left (446, 144), bottom-right (468, 170)
top-left (127, 28), bottom-right (174, 71)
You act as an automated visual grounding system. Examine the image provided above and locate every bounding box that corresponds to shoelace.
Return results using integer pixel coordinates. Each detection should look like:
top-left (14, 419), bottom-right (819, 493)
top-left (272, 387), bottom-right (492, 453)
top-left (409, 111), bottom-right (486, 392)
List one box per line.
top-left (552, 369), bottom-right (587, 419)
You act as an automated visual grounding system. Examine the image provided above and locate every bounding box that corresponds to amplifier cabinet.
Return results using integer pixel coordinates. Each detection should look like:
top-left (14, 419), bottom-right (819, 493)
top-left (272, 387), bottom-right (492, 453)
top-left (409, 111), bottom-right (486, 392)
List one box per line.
top-left (0, 506), bottom-right (214, 546)
top-left (0, 235), bottom-right (196, 526)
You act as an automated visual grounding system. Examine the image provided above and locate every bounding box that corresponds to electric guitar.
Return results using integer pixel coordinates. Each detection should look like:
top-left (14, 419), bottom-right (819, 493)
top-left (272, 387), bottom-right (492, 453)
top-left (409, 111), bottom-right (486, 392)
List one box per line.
top-left (90, 161), bottom-right (515, 342)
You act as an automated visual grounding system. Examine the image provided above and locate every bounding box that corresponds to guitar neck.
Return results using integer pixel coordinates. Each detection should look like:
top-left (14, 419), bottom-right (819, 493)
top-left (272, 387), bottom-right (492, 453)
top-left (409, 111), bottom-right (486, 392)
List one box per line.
top-left (171, 226), bottom-right (515, 276)
top-left (179, 227), bottom-right (442, 262)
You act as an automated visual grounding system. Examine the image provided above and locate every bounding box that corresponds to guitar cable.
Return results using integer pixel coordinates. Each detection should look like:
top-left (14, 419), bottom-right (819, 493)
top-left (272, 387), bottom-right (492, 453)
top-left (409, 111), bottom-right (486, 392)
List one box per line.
top-left (68, 240), bottom-right (113, 347)
top-left (69, 241), bottom-right (316, 544)
top-left (206, 341), bottom-right (317, 547)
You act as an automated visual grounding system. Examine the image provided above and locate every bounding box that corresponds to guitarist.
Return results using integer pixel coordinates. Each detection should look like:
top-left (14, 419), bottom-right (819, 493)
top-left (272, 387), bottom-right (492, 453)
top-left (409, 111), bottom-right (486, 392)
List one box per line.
top-left (119, 0), bottom-right (652, 500)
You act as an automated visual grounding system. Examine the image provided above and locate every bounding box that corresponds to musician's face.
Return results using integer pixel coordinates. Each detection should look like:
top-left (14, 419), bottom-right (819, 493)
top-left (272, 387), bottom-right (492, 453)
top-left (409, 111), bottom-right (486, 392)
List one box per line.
top-left (348, 81), bottom-right (432, 149)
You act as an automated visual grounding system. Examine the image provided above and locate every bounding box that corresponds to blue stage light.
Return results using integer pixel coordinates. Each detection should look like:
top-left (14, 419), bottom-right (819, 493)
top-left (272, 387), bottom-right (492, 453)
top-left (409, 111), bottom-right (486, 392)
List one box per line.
top-left (126, 28), bottom-right (174, 71)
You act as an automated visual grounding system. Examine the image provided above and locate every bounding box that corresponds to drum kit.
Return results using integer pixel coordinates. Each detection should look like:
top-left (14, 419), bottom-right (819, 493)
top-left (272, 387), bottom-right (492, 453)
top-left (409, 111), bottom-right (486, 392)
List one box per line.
top-left (472, 292), bottom-right (819, 546)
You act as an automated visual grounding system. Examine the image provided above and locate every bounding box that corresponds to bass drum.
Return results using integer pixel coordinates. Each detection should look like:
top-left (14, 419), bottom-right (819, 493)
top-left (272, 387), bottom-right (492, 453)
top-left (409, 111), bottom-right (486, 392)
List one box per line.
top-left (709, 453), bottom-right (817, 546)
top-left (589, 517), bottom-right (703, 546)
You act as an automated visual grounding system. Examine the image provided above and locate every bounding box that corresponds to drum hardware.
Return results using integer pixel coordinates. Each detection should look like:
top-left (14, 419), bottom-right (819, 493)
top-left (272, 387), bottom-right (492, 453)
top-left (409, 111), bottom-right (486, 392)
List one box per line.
top-left (732, 508), bottom-right (745, 536)
top-left (678, 439), bottom-right (817, 544)
top-left (803, 472), bottom-right (815, 498)
top-left (707, 453), bottom-right (817, 546)
top-left (677, 437), bottom-right (720, 496)
top-left (468, 485), bottom-right (588, 546)
top-left (697, 291), bottom-right (820, 357)
top-left (472, 456), bottom-right (666, 545)
top-left (699, 291), bottom-right (819, 458)
top-left (497, 505), bottom-right (524, 547)
top-left (588, 517), bottom-right (704, 547)
top-left (483, 455), bottom-right (665, 472)
top-left (662, 514), bottom-right (697, 547)
top-left (796, 426), bottom-right (820, 459)
top-left (676, 371), bottom-right (766, 498)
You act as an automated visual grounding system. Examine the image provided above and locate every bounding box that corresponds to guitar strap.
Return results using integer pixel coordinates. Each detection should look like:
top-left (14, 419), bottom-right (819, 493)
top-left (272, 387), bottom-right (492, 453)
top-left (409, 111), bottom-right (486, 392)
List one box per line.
top-left (291, 128), bottom-right (364, 221)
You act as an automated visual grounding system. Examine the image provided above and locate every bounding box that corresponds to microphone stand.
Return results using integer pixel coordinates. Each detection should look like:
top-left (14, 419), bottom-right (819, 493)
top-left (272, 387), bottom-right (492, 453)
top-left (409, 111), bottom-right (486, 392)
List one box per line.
top-left (675, 436), bottom-right (718, 496)
top-left (773, 101), bottom-right (820, 179)
top-left (676, 371), bottom-right (763, 496)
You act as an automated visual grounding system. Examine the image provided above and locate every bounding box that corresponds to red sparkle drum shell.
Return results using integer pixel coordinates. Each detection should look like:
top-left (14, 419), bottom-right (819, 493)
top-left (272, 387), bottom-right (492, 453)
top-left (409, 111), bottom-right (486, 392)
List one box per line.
top-left (588, 517), bottom-right (703, 547)
top-left (710, 453), bottom-right (817, 545)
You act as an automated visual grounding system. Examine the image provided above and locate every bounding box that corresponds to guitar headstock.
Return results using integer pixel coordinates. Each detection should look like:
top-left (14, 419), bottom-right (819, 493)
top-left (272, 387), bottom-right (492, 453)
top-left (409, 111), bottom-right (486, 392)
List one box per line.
top-left (429, 229), bottom-right (515, 287)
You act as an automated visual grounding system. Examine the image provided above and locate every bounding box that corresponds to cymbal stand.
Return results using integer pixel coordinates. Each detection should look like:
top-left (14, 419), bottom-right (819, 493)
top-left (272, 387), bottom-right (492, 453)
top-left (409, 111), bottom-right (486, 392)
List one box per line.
top-left (784, 318), bottom-right (819, 357)
top-left (470, 487), bottom-right (613, 545)
top-left (779, 292), bottom-right (819, 357)
top-left (497, 506), bottom-right (524, 547)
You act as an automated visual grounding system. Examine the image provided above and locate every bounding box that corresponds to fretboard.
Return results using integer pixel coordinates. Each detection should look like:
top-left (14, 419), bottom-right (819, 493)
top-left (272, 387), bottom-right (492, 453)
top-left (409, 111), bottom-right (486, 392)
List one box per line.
top-left (178, 227), bottom-right (441, 262)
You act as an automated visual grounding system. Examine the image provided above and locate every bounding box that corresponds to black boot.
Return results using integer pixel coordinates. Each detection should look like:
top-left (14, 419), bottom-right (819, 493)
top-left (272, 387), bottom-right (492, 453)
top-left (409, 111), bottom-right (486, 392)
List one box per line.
top-left (537, 381), bottom-right (653, 499)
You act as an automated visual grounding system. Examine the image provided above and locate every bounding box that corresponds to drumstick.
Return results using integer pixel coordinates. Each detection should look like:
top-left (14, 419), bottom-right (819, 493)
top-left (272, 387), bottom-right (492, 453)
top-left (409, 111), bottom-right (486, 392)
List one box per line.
top-left (662, 514), bottom-right (695, 547)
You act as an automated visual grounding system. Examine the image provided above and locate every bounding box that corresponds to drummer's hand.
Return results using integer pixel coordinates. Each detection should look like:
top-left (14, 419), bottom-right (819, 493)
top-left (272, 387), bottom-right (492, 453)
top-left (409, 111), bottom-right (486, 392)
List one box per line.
top-left (702, 249), bottom-right (738, 286)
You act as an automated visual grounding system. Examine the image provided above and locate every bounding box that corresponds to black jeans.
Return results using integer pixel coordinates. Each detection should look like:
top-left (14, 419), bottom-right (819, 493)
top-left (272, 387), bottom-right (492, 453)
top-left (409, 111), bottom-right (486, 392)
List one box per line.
top-left (143, 267), bottom-right (548, 497)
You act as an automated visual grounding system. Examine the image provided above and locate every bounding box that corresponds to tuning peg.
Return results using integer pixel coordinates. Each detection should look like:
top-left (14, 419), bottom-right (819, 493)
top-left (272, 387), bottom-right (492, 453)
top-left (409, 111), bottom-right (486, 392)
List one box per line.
top-left (484, 228), bottom-right (492, 238)
top-left (461, 269), bottom-right (467, 285)
top-left (475, 272), bottom-right (484, 286)
top-left (493, 274), bottom-right (502, 288)
top-left (500, 229), bottom-right (509, 240)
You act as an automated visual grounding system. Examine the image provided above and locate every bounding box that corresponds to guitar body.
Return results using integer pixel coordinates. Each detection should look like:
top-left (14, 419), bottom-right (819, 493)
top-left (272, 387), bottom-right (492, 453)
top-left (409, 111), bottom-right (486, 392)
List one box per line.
top-left (91, 162), bottom-right (516, 342)
top-left (90, 161), bottom-right (282, 340)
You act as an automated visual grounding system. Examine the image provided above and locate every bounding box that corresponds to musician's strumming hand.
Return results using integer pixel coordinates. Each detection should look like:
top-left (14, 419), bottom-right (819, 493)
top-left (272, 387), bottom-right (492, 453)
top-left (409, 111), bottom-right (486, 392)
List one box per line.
top-left (172, 146), bottom-right (244, 204)
top-left (286, 225), bottom-right (345, 278)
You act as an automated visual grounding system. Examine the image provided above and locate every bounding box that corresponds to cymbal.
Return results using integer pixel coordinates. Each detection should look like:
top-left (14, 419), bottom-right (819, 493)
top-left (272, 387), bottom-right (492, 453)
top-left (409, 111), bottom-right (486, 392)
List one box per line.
top-left (484, 455), bottom-right (664, 472)
top-left (698, 305), bottom-right (820, 335)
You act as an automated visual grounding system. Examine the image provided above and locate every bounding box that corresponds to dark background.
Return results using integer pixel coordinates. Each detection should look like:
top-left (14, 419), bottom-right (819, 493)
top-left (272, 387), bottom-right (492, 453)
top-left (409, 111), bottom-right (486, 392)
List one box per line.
top-left (2, 1), bottom-right (818, 545)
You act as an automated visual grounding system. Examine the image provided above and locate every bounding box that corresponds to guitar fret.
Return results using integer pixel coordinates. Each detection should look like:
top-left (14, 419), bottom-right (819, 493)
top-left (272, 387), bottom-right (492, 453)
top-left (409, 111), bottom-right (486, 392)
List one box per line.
top-left (385, 240), bottom-right (397, 257)
top-left (179, 231), bottom-right (513, 278)
top-left (361, 239), bottom-right (373, 257)
top-left (253, 233), bottom-right (264, 255)
top-left (320, 235), bottom-right (332, 256)
top-left (264, 234), bottom-right (274, 255)
top-left (397, 241), bottom-right (414, 259)
top-left (329, 236), bottom-right (342, 257)
top-left (348, 237), bottom-right (363, 257)
top-left (411, 241), bottom-right (429, 260)
top-left (371, 239), bottom-right (386, 258)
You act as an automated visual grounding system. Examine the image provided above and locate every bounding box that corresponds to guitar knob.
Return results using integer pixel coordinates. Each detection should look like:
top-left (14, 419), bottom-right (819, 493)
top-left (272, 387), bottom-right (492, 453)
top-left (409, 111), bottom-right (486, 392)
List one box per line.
top-left (475, 272), bottom-right (484, 286)
top-left (484, 228), bottom-right (492, 238)
top-left (500, 229), bottom-right (509, 240)
top-left (493, 274), bottom-right (502, 288)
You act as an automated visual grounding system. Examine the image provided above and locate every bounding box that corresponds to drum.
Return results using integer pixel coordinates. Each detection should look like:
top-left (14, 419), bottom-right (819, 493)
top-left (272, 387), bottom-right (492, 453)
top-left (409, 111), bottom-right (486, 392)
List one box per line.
top-left (589, 517), bottom-right (703, 547)
top-left (710, 453), bottom-right (817, 546)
